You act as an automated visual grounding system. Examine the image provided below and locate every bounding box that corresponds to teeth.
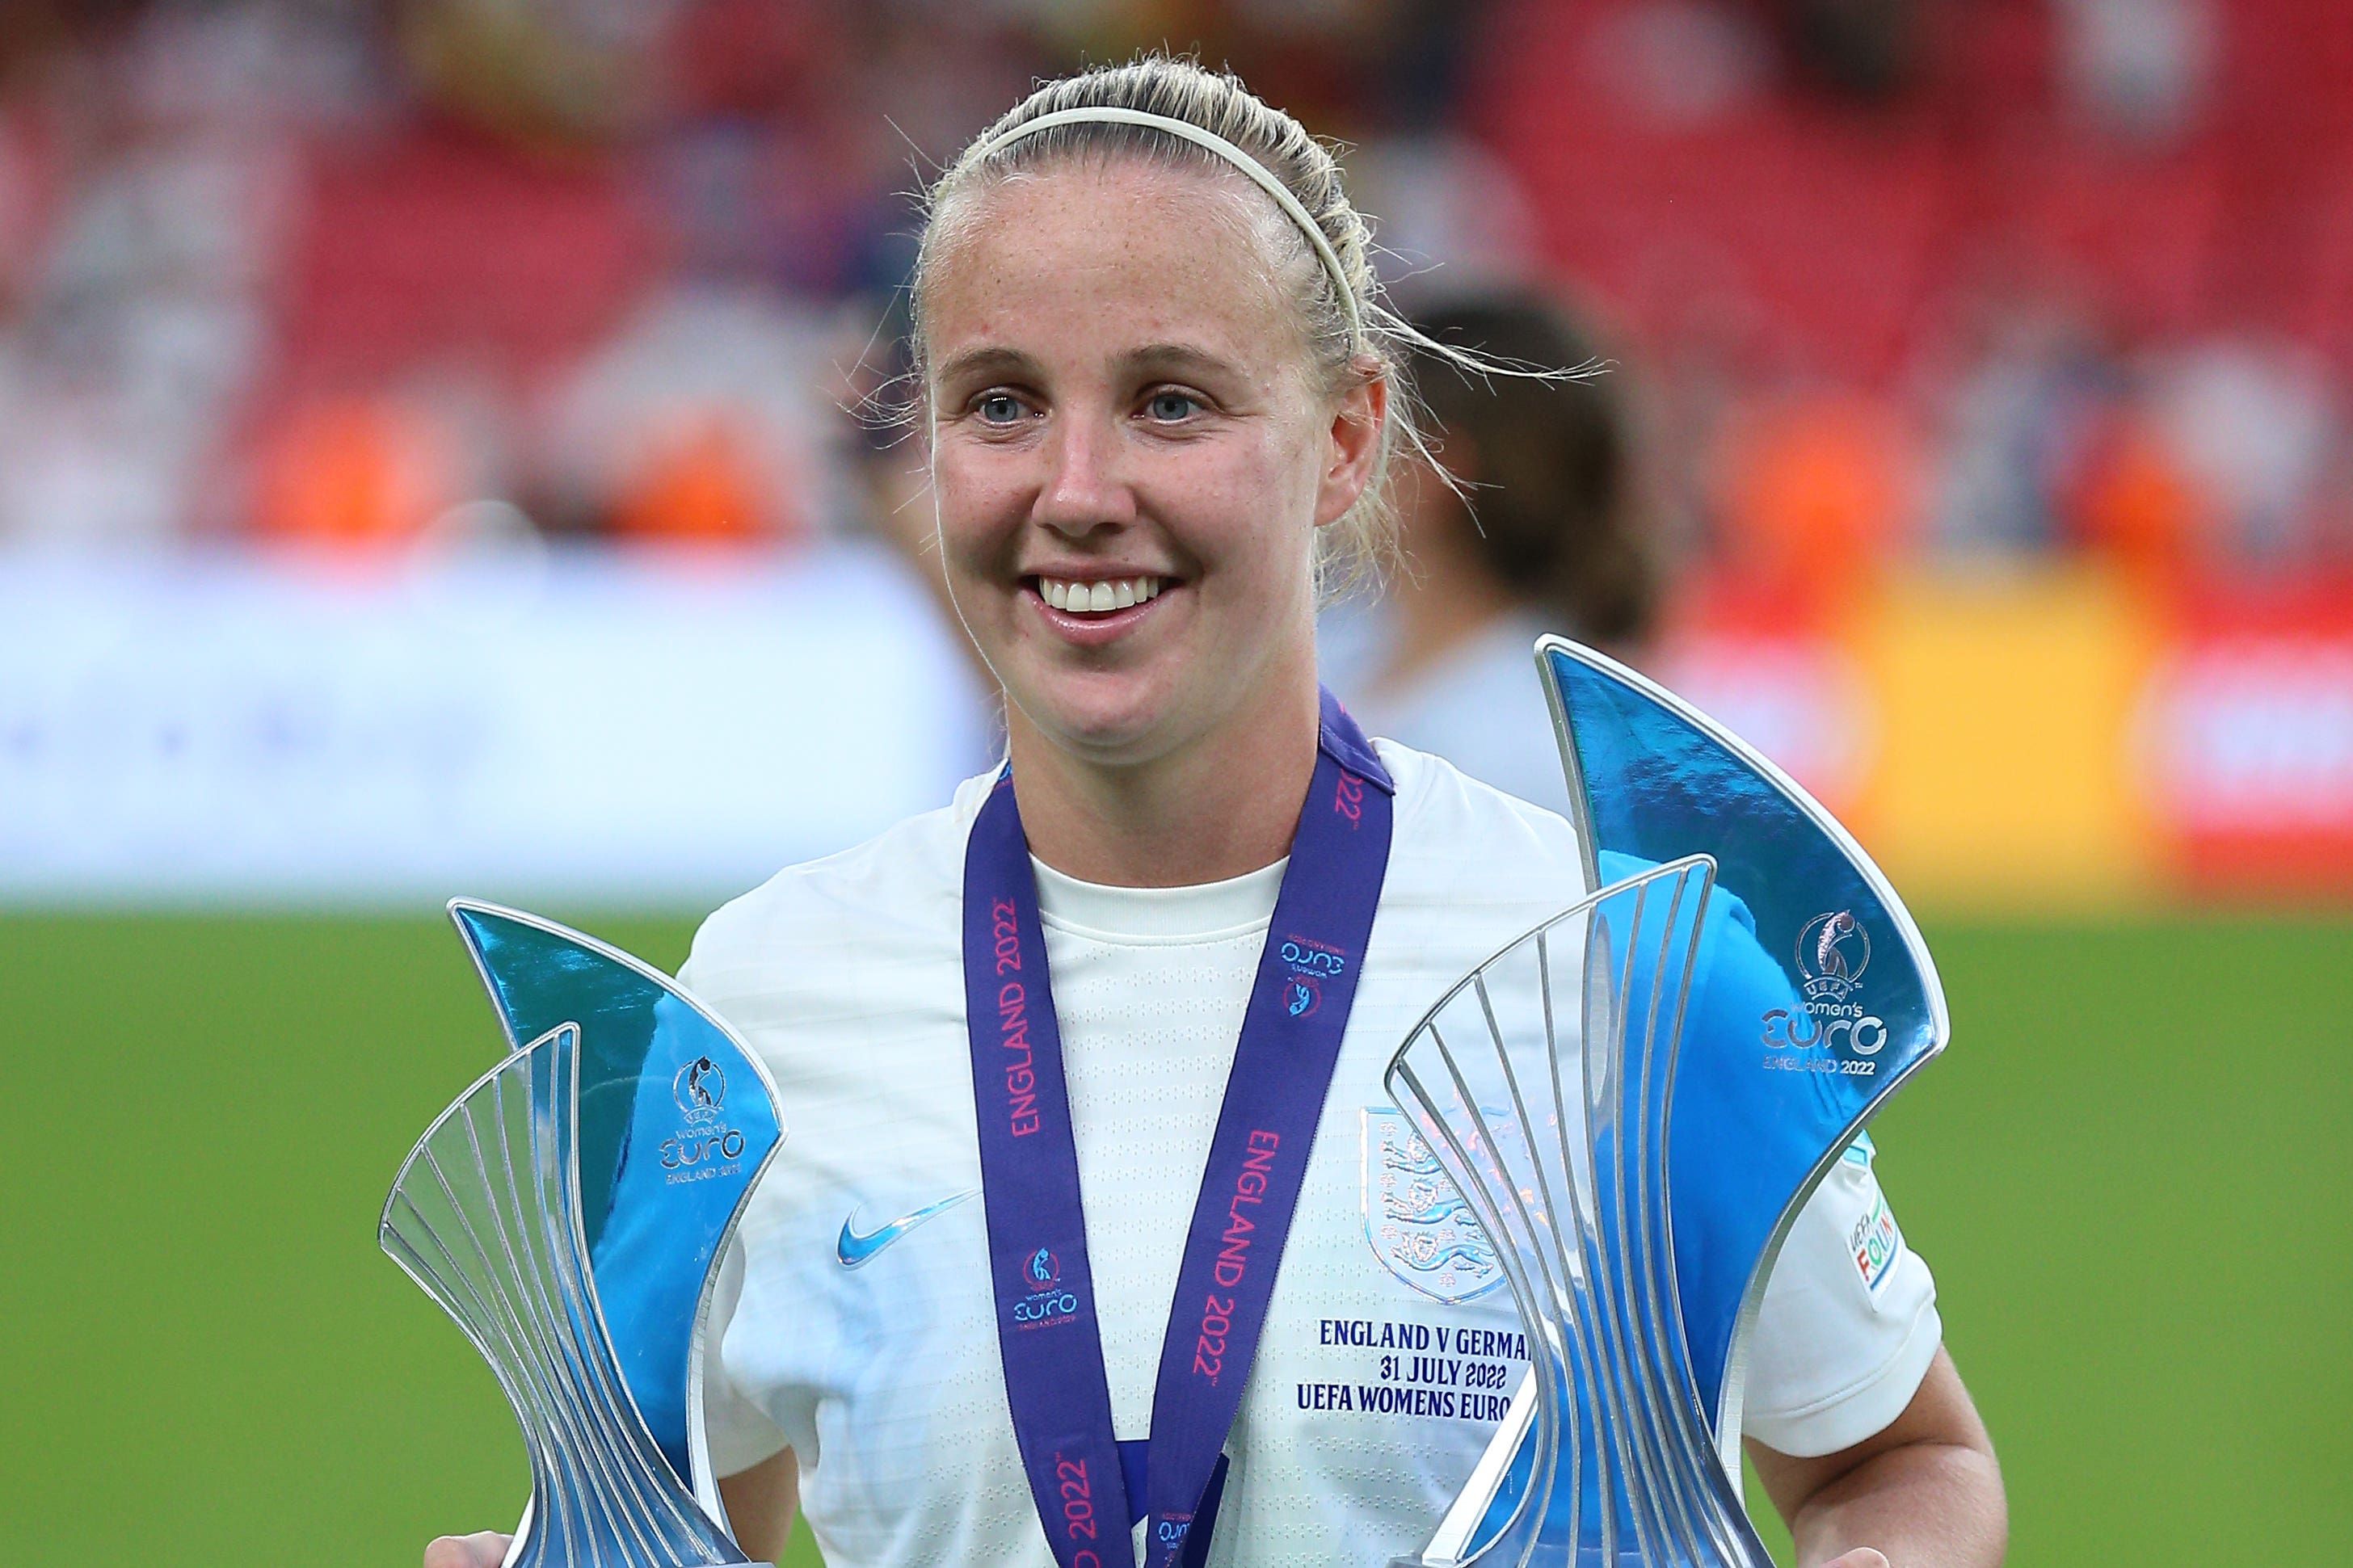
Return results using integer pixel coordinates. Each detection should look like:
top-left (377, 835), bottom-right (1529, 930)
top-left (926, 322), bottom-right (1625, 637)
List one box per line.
top-left (1039, 576), bottom-right (1164, 613)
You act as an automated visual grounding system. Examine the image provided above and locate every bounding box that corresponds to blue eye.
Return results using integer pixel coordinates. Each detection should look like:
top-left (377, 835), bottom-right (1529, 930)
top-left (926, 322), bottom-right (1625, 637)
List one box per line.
top-left (976, 393), bottom-right (1025, 425)
top-left (1146, 390), bottom-right (1199, 422)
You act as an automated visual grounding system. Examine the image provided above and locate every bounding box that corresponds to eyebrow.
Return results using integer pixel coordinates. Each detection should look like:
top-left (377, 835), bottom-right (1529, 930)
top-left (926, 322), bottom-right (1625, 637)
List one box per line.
top-left (932, 342), bottom-right (1247, 388)
top-left (933, 346), bottom-right (1042, 386)
top-left (1123, 343), bottom-right (1244, 380)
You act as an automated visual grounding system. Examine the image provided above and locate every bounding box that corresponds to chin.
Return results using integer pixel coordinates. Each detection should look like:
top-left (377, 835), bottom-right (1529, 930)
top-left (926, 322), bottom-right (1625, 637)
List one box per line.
top-left (1015, 664), bottom-right (1191, 762)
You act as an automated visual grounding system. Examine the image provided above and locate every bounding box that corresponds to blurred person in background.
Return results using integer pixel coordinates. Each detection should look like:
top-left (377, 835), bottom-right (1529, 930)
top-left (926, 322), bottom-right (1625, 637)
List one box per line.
top-left (1323, 290), bottom-right (1659, 818)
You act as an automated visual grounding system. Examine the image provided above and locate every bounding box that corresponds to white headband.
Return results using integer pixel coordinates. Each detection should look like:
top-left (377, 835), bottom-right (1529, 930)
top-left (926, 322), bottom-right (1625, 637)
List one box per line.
top-left (970, 105), bottom-right (1364, 344)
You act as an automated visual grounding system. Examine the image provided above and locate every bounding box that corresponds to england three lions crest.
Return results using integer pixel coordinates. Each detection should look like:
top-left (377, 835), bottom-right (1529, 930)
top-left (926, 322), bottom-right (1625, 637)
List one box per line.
top-left (1361, 1108), bottom-right (1505, 1304)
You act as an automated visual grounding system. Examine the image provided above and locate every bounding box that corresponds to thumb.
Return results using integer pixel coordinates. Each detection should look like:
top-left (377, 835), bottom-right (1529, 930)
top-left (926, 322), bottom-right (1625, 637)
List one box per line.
top-left (1822, 1551), bottom-right (1891, 1568)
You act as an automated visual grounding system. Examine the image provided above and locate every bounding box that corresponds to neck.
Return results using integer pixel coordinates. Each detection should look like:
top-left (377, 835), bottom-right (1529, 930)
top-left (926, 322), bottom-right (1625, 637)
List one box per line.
top-left (1005, 672), bottom-right (1323, 889)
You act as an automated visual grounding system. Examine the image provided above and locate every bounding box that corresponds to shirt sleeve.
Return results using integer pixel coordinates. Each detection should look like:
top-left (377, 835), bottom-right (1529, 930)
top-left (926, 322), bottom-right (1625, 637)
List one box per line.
top-left (677, 943), bottom-right (796, 1479)
top-left (700, 1234), bottom-right (795, 1477)
top-left (1738, 1133), bottom-right (1941, 1458)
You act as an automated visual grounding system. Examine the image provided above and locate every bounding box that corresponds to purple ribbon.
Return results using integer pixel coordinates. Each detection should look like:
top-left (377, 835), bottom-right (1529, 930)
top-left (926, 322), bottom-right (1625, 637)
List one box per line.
top-left (962, 689), bottom-right (1395, 1568)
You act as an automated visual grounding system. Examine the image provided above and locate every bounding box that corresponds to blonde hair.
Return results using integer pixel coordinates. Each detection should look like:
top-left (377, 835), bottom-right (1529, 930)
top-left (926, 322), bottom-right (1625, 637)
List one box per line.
top-left (910, 56), bottom-right (1531, 601)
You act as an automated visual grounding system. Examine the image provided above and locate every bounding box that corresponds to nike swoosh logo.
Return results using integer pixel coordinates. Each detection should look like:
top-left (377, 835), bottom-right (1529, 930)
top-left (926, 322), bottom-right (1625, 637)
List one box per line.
top-left (836, 1187), bottom-right (980, 1268)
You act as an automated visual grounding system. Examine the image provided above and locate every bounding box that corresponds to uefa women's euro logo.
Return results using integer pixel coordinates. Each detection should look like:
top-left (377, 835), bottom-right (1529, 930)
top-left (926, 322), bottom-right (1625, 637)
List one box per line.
top-left (1286, 974), bottom-right (1320, 1017)
top-left (674, 1056), bottom-right (726, 1122)
top-left (1360, 1109), bottom-right (1505, 1304)
top-left (1279, 934), bottom-right (1346, 1019)
top-left (660, 1053), bottom-right (747, 1179)
top-left (1013, 1244), bottom-right (1080, 1329)
top-left (1762, 909), bottom-right (1890, 1071)
top-left (1797, 911), bottom-right (1871, 1002)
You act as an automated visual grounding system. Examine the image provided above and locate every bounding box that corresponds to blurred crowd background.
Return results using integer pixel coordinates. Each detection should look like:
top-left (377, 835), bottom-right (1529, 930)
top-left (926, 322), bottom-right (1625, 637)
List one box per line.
top-left (6, 11), bottom-right (2348, 1568)
top-left (4, 0), bottom-right (2352, 905)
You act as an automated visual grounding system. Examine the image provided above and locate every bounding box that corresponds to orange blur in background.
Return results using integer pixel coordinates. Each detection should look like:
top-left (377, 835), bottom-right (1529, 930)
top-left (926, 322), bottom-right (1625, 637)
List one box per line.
top-left (2, 0), bottom-right (2349, 904)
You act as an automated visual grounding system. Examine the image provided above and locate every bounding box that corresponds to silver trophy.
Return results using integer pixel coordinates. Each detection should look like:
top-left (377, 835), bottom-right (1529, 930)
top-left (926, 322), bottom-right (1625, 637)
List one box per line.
top-left (1391, 638), bottom-right (1949, 1567)
top-left (382, 903), bottom-right (786, 1568)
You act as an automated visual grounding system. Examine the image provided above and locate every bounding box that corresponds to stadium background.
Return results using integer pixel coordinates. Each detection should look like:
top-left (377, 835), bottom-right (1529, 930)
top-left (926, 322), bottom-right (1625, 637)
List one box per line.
top-left (2, 1), bottom-right (2347, 1564)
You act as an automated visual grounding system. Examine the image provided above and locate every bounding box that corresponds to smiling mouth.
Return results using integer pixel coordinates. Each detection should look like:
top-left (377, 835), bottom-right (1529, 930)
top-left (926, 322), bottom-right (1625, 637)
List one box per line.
top-left (1030, 574), bottom-right (1168, 615)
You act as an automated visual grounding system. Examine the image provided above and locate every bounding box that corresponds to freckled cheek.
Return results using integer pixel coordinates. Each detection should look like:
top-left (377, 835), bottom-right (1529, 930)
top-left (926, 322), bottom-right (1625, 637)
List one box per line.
top-left (1141, 443), bottom-right (1290, 555)
top-left (932, 465), bottom-right (1027, 607)
top-left (1160, 468), bottom-right (1314, 605)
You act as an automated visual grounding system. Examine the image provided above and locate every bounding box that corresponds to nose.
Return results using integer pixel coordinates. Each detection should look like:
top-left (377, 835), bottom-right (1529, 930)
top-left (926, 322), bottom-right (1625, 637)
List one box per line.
top-left (1033, 412), bottom-right (1134, 537)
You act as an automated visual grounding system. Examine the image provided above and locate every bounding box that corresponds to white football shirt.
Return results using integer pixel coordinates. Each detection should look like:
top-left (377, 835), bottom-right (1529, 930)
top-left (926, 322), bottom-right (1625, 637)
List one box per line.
top-left (687, 742), bottom-right (1938, 1567)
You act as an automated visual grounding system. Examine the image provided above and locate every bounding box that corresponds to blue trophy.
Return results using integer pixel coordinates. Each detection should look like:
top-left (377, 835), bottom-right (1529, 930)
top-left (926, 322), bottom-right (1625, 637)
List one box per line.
top-left (1389, 637), bottom-right (1949, 1567)
top-left (381, 903), bottom-right (786, 1568)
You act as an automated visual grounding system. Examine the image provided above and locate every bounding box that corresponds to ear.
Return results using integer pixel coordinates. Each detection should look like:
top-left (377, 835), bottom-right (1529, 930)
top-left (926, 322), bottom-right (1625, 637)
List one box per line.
top-left (1313, 368), bottom-right (1388, 528)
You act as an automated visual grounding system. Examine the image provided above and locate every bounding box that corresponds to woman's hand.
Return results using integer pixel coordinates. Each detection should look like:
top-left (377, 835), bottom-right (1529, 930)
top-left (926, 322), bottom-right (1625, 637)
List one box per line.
top-left (422, 1531), bottom-right (510, 1568)
top-left (1824, 1553), bottom-right (1891, 1568)
top-left (413, 1447), bottom-right (793, 1568)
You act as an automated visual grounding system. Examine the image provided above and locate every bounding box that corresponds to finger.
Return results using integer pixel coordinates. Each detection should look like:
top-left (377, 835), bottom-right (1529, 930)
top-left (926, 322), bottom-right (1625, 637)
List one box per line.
top-left (1822, 1551), bottom-right (1891, 1568)
top-left (423, 1531), bottom-right (511, 1568)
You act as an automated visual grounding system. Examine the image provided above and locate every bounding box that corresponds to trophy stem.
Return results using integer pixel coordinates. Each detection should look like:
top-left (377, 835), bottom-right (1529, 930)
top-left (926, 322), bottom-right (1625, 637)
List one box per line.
top-left (1386, 860), bottom-right (1775, 1568)
top-left (382, 1024), bottom-right (750, 1568)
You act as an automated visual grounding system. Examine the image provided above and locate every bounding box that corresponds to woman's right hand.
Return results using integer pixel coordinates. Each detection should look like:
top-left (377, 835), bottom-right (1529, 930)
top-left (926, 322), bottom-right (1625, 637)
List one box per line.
top-left (416, 1445), bottom-right (793, 1568)
top-left (422, 1532), bottom-right (511, 1568)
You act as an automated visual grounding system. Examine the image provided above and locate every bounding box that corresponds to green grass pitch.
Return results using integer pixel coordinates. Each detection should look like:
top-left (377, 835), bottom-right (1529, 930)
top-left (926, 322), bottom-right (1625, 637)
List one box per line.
top-left (2, 909), bottom-right (2344, 1565)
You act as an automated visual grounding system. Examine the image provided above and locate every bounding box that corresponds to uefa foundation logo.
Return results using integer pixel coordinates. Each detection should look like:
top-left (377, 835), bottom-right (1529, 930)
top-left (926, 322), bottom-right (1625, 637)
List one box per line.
top-left (1848, 1188), bottom-right (1904, 1297)
top-left (1013, 1244), bottom-right (1080, 1328)
top-left (660, 1053), bottom-right (746, 1178)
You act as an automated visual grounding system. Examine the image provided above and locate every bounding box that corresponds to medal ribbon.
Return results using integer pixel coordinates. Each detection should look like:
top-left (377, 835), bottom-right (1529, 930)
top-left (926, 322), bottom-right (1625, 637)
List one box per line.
top-left (962, 688), bottom-right (1394, 1568)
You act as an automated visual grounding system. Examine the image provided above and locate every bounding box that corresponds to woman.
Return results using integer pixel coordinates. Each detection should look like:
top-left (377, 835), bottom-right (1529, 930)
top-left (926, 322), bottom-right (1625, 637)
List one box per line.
top-left (431, 57), bottom-right (2003, 1568)
top-left (1322, 289), bottom-right (1658, 821)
